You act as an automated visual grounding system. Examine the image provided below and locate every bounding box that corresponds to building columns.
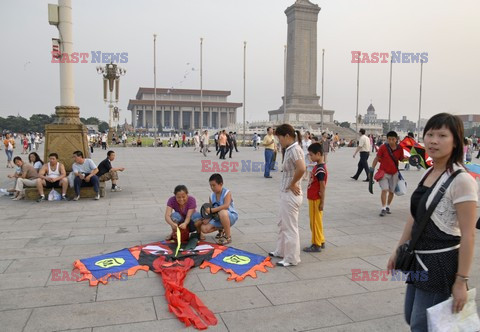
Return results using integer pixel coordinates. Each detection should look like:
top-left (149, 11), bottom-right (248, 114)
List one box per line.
top-left (180, 109), bottom-right (183, 130)
top-left (161, 109), bottom-right (164, 130)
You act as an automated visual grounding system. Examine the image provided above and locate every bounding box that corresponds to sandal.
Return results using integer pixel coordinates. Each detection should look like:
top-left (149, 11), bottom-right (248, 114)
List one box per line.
top-left (215, 230), bottom-right (225, 239)
top-left (216, 235), bottom-right (232, 245)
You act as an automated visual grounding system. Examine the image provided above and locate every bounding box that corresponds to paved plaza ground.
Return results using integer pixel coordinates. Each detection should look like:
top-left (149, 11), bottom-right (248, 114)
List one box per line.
top-left (0, 144), bottom-right (479, 331)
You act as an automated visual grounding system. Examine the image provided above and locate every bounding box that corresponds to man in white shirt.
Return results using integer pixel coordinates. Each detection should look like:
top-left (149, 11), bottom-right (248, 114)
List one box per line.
top-left (72, 150), bottom-right (100, 200)
top-left (351, 128), bottom-right (371, 182)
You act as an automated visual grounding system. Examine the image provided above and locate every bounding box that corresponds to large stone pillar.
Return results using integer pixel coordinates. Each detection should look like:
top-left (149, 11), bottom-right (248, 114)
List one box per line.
top-left (45, 0), bottom-right (89, 172)
top-left (268, 0), bottom-right (335, 124)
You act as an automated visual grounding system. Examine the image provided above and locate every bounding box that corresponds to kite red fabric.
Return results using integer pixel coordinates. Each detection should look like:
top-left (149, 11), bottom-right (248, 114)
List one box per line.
top-left (152, 256), bottom-right (217, 330)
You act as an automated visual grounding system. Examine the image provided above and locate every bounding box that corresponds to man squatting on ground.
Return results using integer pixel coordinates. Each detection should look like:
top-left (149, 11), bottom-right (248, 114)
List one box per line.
top-left (96, 150), bottom-right (125, 192)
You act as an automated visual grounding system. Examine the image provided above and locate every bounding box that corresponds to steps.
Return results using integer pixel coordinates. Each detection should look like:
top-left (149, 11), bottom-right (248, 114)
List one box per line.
top-left (24, 182), bottom-right (106, 200)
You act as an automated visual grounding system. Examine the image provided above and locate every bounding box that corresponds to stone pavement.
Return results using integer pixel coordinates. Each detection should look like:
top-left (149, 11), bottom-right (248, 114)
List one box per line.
top-left (1, 145), bottom-right (479, 332)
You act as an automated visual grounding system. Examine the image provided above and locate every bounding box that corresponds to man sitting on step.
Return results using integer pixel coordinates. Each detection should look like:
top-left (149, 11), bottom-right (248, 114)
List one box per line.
top-left (36, 153), bottom-right (68, 202)
top-left (72, 150), bottom-right (100, 201)
top-left (11, 156), bottom-right (39, 200)
top-left (96, 150), bottom-right (125, 192)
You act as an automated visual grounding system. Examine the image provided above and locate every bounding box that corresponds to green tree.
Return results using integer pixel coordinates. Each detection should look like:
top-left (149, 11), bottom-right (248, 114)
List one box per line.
top-left (29, 114), bottom-right (54, 133)
top-left (339, 121), bottom-right (350, 128)
top-left (99, 121), bottom-right (109, 132)
top-left (85, 117), bottom-right (101, 125)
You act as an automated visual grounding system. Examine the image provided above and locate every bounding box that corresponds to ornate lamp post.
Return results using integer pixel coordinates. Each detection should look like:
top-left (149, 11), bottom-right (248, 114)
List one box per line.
top-left (96, 63), bottom-right (126, 144)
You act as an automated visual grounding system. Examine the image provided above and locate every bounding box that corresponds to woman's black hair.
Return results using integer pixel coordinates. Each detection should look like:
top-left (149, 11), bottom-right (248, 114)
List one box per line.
top-left (423, 113), bottom-right (464, 171)
top-left (275, 124), bottom-right (302, 145)
top-left (174, 185), bottom-right (189, 195)
top-left (28, 152), bottom-right (43, 165)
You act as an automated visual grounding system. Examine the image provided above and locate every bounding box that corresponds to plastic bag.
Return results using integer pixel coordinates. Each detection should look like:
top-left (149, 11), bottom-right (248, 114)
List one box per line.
top-left (395, 172), bottom-right (407, 196)
top-left (427, 288), bottom-right (480, 332)
top-left (48, 189), bottom-right (61, 201)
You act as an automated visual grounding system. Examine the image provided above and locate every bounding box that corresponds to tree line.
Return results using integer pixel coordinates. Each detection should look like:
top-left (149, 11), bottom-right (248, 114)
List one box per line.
top-left (0, 114), bottom-right (109, 133)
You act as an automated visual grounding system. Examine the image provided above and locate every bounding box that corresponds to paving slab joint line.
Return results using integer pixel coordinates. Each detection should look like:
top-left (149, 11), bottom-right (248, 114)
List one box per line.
top-left (218, 313), bottom-right (230, 332)
top-left (357, 255), bottom-right (388, 270)
top-left (2, 259), bottom-right (15, 273)
top-left (255, 285), bottom-right (275, 307)
top-left (325, 297), bottom-right (357, 323)
top-left (151, 296), bottom-right (159, 321)
top-left (21, 308), bottom-right (34, 332)
top-left (344, 273), bottom-right (373, 292)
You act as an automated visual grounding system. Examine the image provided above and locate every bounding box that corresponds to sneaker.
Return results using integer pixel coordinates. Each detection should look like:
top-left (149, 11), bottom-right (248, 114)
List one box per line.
top-left (379, 209), bottom-right (387, 217)
top-left (386, 207), bottom-right (392, 214)
top-left (72, 195), bottom-right (80, 201)
top-left (303, 244), bottom-right (321, 253)
top-left (268, 251), bottom-right (283, 258)
top-left (94, 193), bottom-right (100, 200)
top-left (61, 195), bottom-right (68, 201)
top-left (37, 195), bottom-right (46, 202)
top-left (111, 186), bottom-right (122, 192)
top-left (276, 260), bottom-right (296, 267)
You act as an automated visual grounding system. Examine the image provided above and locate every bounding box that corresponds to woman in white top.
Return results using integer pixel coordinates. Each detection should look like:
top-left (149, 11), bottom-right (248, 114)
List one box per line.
top-left (302, 131), bottom-right (312, 180)
top-left (270, 124), bottom-right (305, 267)
top-left (28, 152), bottom-right (44, 171)
top-left (387, 113), bottom-right (478, 332)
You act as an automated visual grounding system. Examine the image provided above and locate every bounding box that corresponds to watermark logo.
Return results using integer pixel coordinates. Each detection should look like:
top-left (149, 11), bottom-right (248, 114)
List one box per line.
top-left (51, 51), bottom-right (128, 64)
top-left (201, 160), bottom-right (279, 172)
top-left (351, 51), bottom-right (428, 64)
top-left (50, 269), bottom-right (128, 282)
top-left (351, 269), bottom-right (428, 282)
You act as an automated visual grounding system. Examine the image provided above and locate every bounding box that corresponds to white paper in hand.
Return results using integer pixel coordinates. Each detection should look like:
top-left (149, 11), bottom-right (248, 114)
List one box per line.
top-left (427, 288), bottom-right (480, 332)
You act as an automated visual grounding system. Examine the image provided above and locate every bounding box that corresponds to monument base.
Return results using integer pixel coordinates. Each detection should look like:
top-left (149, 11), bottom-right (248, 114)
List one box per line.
top-left (44, 106), bottom-right (90, 172)
top-left (268, 105), bottom-right (335, 124)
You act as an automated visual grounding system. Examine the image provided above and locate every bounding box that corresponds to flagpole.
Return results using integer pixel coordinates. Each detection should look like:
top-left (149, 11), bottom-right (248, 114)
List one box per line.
top-left (200, 37), bottom-right (203, 130)
top-left (243, 41), bottom-right (246, 146)
top-left (321, 48), bottom-right (325, 131)
top-left (387, 59), bottom-right (392, 131)
top-left (355, 57), bottom-right (360, 145)
top-left (283, 44), bottom-right (287, 121)
top-left (417, 60), bottom-right (424, 142)
top-left (153, 33), bottom-right (157, 147)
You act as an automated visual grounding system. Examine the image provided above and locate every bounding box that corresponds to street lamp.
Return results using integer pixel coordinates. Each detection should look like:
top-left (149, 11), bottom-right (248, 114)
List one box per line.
top-left (96, 63), bottom-right (126, 144)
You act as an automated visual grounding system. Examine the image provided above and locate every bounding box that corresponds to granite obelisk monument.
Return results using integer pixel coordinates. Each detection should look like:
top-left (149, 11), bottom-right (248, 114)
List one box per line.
top-left (269, 0), bottom-right (334, 125)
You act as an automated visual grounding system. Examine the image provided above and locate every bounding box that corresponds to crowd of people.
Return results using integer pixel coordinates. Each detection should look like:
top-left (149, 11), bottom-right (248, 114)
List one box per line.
top-left (1, 147), bottom-right (125, 202)
top-left (2, 113), bottom-right (480, 331)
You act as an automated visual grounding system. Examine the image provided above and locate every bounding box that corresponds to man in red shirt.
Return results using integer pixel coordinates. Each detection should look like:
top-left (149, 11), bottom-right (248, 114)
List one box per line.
top-left (371, 131), bottom-right (405, 216)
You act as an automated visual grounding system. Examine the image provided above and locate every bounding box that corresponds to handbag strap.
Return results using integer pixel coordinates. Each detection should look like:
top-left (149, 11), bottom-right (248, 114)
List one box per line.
top-left (408, 169), bottom-right (463, 252)
top-left (386, 143), bottom-right (401, 172)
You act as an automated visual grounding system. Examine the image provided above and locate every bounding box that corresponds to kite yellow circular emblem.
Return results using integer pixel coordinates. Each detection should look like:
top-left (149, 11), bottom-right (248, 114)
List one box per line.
top-left (223, 254), bottom-right (251, 265)
top-left (95, 258), bottom-right (125, 268)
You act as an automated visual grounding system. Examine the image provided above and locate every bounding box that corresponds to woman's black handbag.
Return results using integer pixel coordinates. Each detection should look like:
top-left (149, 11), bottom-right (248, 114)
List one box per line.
top-left (395, 170), bottom-right (463, 273)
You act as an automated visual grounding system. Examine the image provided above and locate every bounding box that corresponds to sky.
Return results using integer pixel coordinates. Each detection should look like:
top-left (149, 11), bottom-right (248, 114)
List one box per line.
top-left (0, 0), bottom-right (479, 125)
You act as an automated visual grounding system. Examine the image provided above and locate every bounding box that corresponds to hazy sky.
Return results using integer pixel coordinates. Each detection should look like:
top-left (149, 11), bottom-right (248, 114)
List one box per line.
top-left (0, 0), bottom-right (479, 125)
